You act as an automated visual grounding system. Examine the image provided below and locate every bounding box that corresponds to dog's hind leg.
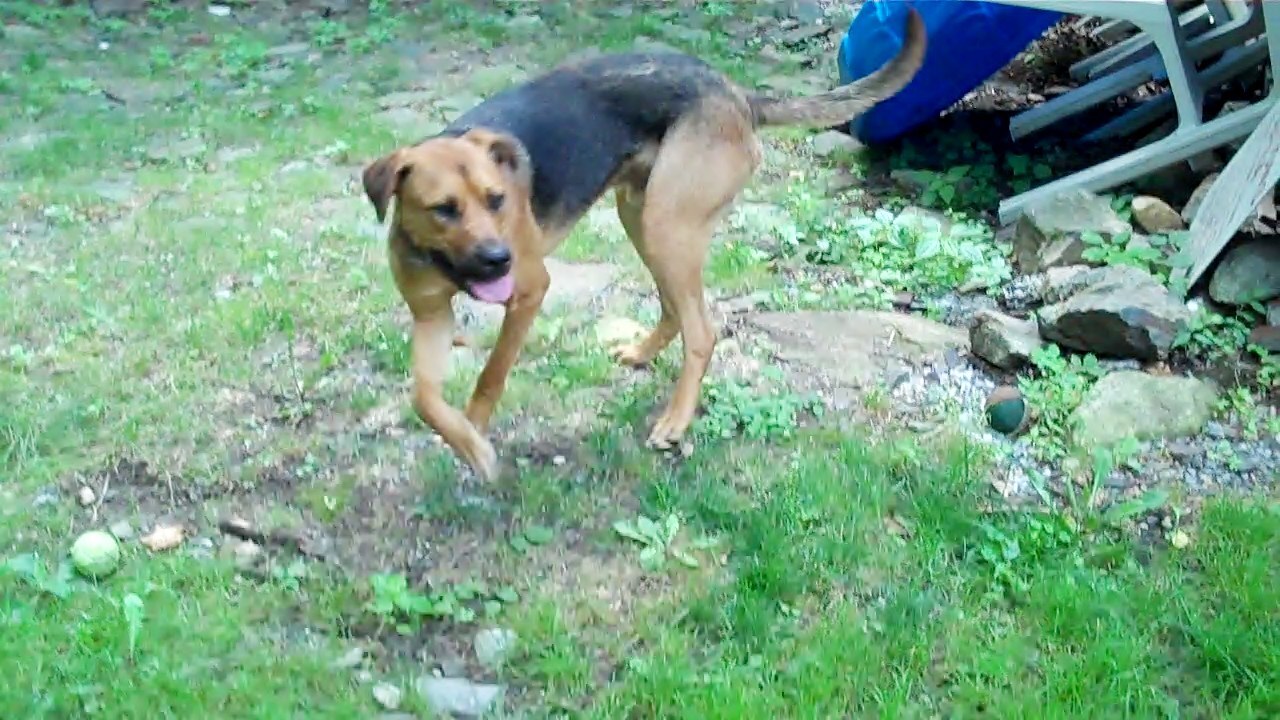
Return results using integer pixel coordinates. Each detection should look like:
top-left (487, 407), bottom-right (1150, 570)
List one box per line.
top-left (632, 101), bottom-right (760, 449)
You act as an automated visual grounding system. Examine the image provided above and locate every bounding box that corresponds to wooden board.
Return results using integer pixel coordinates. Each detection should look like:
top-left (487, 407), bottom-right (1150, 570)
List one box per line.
top-left (1177, 98), bottom-right (1280, 289)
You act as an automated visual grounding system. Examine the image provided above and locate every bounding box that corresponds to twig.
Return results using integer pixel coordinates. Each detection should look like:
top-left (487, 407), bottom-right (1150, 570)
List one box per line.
top-left (90, 473), bottom-right (110, 523)
top-left (218, 516), bottom-right (328, 561)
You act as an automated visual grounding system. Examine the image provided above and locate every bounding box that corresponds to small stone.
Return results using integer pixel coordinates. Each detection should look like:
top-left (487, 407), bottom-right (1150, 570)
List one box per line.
top-left (551, 455), bottom-right (566, 467)
top-left (232, 540), bottom-right (263, 570)
top-left (109, 520), bottom-right (134, 540)
top-left (810, 130), bottom-right (860, 158)
top-left (78, 487), bottom-right (97, 507)
top-left (207, 4), bottom-right (231, 17)
top-left (416, 677), bottom-right (504, 718)
top-left (1013, 189), bottom-right (1132, 273)
top-left (372, 683), bottom-right (403, 711)
top-left (1207, 238), bottom-right (1280, 306)
top-left (1037, 265), bottom-right (1189, 361)
top-left (474, 628), bottom-right (518, 669)
top-left (1071, 372), bottom-right (1219, 449)
top-left (332, 646), bottom-right (365, 669)
top-left (1248, 325), bottom-right (1280, 353)
top-left (1170, 529), bottom-right (1191, 549)
top-left (1130, 196), bottom-right (1185, 234)
top-left (969, 310), bottom-right (1045, 370)
top-left (1268, 299), bottom-right (1280, 327)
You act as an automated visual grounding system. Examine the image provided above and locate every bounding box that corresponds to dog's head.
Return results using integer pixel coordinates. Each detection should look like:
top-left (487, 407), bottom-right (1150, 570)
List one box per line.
top-left (362, 128), bottom-right (531, 305)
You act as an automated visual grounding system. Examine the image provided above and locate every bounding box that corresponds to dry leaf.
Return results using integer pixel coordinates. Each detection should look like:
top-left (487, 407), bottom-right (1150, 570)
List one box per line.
top-left (140, 524), bottom-right (185, 552)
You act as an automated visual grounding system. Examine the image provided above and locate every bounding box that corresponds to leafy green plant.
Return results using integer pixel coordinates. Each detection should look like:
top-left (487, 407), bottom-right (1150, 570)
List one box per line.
top-left (613, 514), bottom-right (718, 572)
top-left (365, 574), bottom-right (519, 634)
top-left (2, 553), bottom-right (74, 599)
top-left (973, 511), bottom-right (1078, 598)
top-left (1018, 344), bottom-right (1106, 462)
top-left (122, 593), bottom-right (145, 661)
top-left (694, 369), bottom-right (821, 442)
top-left (508, 524), bottom-right (556, 554)
top-left (1173, 307), bottom-right (1256, 361)
top-left (775, 191), bottom-right (1012, 308)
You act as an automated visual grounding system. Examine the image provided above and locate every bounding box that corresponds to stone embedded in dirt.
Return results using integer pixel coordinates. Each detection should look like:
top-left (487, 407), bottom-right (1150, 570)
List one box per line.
top-left (1130, 195), bottom-right (1185, 234)
top-left (810, 130), bottom-right (860, 158)
top-left (1013, 189), bottom-right (1131, 273)
top-left (1249, 325), bottom-right (1280, 353)
top-left (1207, 238), bottom-right (1280, 306)
top-left (140, 524), bottom-right (185, 552)
top-left (750, 310), bottom-right (968, 392)
top-left (372, 683), bottom-right (403, 711)
top-left (78, 486), bottom-right (96, 507)
top-left (145, 137), bottom-right (207, 165)
top-left (969, 310), bottom-right (1045, 370)
top-left (232, 540), bottom-right (263, 571)
top-left (265, 42), bottom-right (311, 60)
top-left (416, 677), bottom-right (504, 718)
top-left (109, 520), bottom-right (134, 540)
top-left (1071, 371), bottom-right (1218, 449)
top-left (90, 0), bottom-right (146, 17)
top-left (332, 646), bottom-right (365, 670)
top-left (473, 628), bottom-right (518, 669)
top-left (1037, 265), bottom-right (1189, 362)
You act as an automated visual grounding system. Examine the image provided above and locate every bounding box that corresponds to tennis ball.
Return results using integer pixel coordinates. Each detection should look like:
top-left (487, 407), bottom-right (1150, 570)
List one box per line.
top-left (985, 385), bottom-right (1029, 436)
top-left (71, 530), bottom-right (121, 579)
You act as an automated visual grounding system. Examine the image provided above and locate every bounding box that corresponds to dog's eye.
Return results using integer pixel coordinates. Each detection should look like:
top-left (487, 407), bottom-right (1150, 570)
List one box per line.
top-left (486, 192), bottom-right (505, 212)
top-left (431, 201), bottom-right (460, 222)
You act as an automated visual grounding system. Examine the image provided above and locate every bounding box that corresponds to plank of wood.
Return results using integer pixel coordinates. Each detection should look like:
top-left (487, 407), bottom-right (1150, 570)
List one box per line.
top-left (1178, 98), bottom-right (1280, 289)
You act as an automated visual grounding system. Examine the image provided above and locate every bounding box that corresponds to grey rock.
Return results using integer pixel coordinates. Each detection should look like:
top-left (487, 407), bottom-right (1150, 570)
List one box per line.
top-left (1037, 265), bottom-right (1189, 361)
top-left (473, 628), bottom-right (518, 670)
top-left (232, 540), bottom-right (262, 570)
top-left (1249, 325), bottom-right (1280, 352)
top-left (969, 310), bottom-right (1045, 370)
top-left (750, 310), bottom-right (968, 391)
top-left (91, 0), bottom-right (147, 17)
top-left (1039, 264), bottom-right (1097, 304)
top-left (416, 677), bottom-right (504, 718)
top-left (1130, 195), bottom-right (1185, 234)
top-left (1071, 372), bottom-right (1218, 449)
top-left (1267, 299), bottom-right (1280, 326)
top-left (811, 130), bottom-right (860, 158)
top-left (1207, 239), bottom-right (1280, 305)
top-left (331, 646), bottom-right (365, 669)
top-left (784, 0), bottom-right (826, 23)
top-left (109, 520), bottom-right (135, 540)
top-left (1013, 189), bottom-right (1131, 273)
top-left (372, 683), bottom-right (403, 711)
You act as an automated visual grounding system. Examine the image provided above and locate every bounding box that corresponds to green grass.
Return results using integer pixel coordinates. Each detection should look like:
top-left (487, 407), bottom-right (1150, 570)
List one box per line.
top-left (3, 2), bottom-right (1279, 718)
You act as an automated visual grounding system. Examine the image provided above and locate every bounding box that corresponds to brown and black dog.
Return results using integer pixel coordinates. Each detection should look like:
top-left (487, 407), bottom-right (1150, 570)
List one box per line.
top-left (361, 9), bottom-right (926, 481)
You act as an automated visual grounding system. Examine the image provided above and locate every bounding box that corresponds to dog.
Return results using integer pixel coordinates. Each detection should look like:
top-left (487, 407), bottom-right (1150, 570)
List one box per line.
top-left (361, 9), bottom-right (926, 481)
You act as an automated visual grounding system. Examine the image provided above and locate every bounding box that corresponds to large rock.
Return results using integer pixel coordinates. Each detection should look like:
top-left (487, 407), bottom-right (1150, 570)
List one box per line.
top-left (749, 310), bottom-right (968, 390)
top-left (969, 310), bottom-right (1045, 370)
top-left (1249, 325), bottom-right (1280, 353)
top-left (415, 677), bottom-right (503, 718)
top-left (1037, 265), bottom-right (1190, 361)
top-left (1013, 189), bottom-right (1132, 273)
top-left (1268, 299), bottom-right (1280, 326)
top-left (1207, 238), bottom-right (1280, 306)
top-left (1130, 195), bottom-right (1185, 234)
top-left (1071, 372), bottom-right (1218, 449)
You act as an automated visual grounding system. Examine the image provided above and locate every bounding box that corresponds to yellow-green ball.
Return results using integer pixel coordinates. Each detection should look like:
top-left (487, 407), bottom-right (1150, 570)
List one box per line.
top-left (71, 530), bottom-right (121, 579)
top-left (985, 385), bottom-right (1029, 436)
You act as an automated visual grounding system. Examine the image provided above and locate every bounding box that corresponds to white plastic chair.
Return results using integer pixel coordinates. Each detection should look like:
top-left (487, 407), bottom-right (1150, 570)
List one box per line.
top-left (989, 0), bottom-right (1278, 224)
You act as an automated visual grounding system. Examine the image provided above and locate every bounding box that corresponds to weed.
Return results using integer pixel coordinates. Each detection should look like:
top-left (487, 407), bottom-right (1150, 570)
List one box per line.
top-left (694, 368), bottom-right (821, 442)
top-left (1018, 344), bottom-right (1105, 462)
top-left (1173, 307), bottom-right (1257, 361)
top-left (613, 513), bottom-right (718, 571)
top-left (1079, 229), bottom-right (1184, 285)
top-left (365, 573), bottom-right (519, 633)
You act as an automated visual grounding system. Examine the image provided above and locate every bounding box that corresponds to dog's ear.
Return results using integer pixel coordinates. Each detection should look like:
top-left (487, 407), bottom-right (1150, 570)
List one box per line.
top-left (361, 150), bottom-right (411, 224)
top-left (462, 129), bottom-right (532, 188)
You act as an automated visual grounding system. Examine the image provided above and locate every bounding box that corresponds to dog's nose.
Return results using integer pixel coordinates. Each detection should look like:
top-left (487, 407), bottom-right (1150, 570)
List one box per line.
top-left (474, 241), bottom-right (511, 269)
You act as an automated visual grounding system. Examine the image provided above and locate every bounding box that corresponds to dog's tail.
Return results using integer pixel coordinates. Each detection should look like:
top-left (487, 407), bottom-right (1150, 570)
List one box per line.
top-left (748, 7), bottom-right (927, 129)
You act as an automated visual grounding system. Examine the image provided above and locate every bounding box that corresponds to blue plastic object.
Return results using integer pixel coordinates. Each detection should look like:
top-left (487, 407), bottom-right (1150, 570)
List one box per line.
top-left (837, 0), bottom-right (1062, 144)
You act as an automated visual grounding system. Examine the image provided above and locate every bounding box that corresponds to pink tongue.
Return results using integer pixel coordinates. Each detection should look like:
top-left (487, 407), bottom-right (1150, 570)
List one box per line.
top-left (468, 272), bottom-right (515, 305)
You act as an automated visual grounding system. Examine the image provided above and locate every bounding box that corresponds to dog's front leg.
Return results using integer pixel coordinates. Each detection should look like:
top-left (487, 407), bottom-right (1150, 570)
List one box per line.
top-left (465, 261), bottom-right (551, 431)
top-left (411, 306), bottom-right (498, 481)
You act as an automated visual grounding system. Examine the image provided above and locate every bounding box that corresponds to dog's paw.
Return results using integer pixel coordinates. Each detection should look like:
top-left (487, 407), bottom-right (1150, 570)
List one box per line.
top-left (645, 407), bottom-right (694, 450)
top-left (460, 433), bottom-right (499, 482)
